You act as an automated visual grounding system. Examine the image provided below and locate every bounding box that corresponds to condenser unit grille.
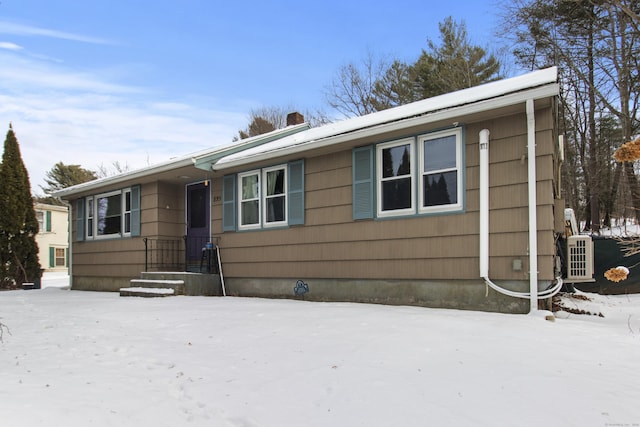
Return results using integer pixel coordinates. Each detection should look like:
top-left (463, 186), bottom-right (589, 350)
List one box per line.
top-left (567, 235), bottom-right (595, 282)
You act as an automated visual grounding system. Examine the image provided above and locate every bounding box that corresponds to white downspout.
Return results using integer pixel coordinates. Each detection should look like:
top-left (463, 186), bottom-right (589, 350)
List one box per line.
top-left (526, 98), bottom-right (538, 313)
top-left (60, 199), bottom-right (73, 290)
top-left (479, 129), bottom-right (490, 280)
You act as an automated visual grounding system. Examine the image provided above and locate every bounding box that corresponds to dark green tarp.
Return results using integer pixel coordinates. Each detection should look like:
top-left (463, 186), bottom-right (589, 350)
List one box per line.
top-left (572, 236), bottom-right (640, 295)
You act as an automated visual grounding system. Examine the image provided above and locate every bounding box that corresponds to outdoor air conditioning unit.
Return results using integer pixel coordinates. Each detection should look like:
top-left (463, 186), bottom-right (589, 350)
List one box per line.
top-left (566, 235), bottom-right (595, 282)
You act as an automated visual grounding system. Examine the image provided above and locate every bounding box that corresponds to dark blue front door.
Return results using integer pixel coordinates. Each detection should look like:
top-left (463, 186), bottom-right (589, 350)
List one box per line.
top-left (186, 182), bottom-right (210, 268)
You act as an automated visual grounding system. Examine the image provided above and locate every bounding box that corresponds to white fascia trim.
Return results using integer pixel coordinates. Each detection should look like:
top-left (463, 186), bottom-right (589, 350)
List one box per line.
top-left (214, 82), bottom-right (559, 171)
top-left (52, 157), bottom-right (195, 199)
top-left (192, 122), bottom-right (310, 171)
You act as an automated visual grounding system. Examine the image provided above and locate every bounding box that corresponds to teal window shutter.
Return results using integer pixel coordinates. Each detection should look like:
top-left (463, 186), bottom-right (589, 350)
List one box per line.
top-left (222, 174), bottom-right (237, 231)
top-left (353, 145), bottom-right (374, 219)
top-left (76, 199), bottom-right (85, 241)
top-left (65, 248), bottom-right (69, 267)
top-left (45, 211), bottom-right (52, 232)
top-left (131, 185), bottom-right (141, 236)
top-left (288, 160), bottom-right (305, 225)
top-left (49, 247), bottom-right (55, 268)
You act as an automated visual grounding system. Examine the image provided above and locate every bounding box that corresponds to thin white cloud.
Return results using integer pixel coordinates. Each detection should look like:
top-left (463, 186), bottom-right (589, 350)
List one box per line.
top-left (0, 26), bottom-right (252, 194)
top-left (0, 41), bottom-right (23, 51)
top-left (0, 21), bottom-right (113, 45)
top-left (4, 95), bottom-right (246, 194)
top-left (0, 51), bottom-right (139, 94)
top-left (0, 50), bottom-right (247, 193)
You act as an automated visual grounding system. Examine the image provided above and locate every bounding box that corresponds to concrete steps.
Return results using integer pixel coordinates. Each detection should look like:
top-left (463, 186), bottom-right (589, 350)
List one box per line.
top-left (120, 278), bottom-right (184, 298)
top-left (119, 287), bottom-right (176, 298)
top-left (120, 271), bottom-right (222, 297)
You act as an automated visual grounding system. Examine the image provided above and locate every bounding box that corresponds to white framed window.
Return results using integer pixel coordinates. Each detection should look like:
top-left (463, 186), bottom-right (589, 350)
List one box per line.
top-left (364, 129), bottom-right (463, 220)
top-left (86, 196), bottom-right (94, 238)
top-left (238, 170), bottom-right (261, 230)
top-left (36, 211), bottom-right (45, 231)
top-left (224, 161), bottom-right (304, 232)
top-left (263, 165), bottom-right (287, 227)
top-left (85, 189), bottom-right (132, 239)
top-left (55, 248), bottom-right (66, 267)
top-left (418, 128), bottom-right (463, 214)
top-left (376, 138), bottom-right (415, 217)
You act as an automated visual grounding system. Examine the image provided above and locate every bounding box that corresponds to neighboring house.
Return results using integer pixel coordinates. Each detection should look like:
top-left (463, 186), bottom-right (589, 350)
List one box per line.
top-left (54, 67), bottom-right (565, 313)
top-left (34, 202), bottom-right (69, 273)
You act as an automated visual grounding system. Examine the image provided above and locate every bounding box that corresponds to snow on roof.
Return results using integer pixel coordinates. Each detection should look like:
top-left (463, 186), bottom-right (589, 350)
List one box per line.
top-left (214, 67), bottom-right (558, 169)
top-left (52, 123), bottom-right (310, 198)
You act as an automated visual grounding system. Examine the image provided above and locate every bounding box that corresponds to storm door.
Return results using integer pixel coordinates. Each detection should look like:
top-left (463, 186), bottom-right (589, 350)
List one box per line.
top-left (186, 182), bottom-right (210, 271)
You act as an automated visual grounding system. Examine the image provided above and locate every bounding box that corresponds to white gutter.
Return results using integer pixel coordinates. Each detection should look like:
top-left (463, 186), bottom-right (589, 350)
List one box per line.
top-left (63, 200), bottom-right (73, 290)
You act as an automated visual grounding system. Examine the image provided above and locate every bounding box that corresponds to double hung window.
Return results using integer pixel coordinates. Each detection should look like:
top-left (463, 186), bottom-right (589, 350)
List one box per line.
top-left (418, 128), bottom-right (462, 214)
top-left (55, 248), bottom-right (66, 267)
top-left (35, 210), bottom-right (52, 232)
top-left (377, 138), bottom-right (415, 217)
top-left (239, 171), bottom-right (261, 229)
top-left (224, 160), bottom-right (304, 232)
top-left (264, 166), bottom-right (286, 226)
top-left (36, 211), bottom-right (45, 231)
top-left (359, 127), bottom-right (463, 219)
top-left (238, 165), bottom-right (287, 229)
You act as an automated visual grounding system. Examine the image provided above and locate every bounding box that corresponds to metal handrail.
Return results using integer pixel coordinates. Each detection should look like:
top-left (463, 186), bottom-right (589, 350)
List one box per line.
top-left (143, 236), bottom-right (220, 273)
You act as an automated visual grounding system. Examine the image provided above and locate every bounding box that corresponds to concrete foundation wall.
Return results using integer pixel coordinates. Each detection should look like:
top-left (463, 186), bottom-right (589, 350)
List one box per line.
top-left (71, 274), bottom-right (552, 313)
top-left (72, 276), bottom-right (130, 292)
top-left (225, 277), bottom-right (539, 314)
top-left (140, 272), bottom-right (222, 296)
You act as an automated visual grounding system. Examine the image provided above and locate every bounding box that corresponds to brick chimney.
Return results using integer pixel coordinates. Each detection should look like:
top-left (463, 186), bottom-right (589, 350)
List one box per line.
top-left (286, 112), bottom-right (304, 126)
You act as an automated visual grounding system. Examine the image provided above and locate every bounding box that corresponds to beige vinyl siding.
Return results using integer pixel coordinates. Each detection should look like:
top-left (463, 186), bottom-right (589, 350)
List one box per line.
top-left (141, 182), bottom-right (185, 237)
top-left (71, 238), bottom-right (145, 278)
top-left (216, 106), bottom-right (558, 282)
top-left (70, 181), bottom-right (187, 284)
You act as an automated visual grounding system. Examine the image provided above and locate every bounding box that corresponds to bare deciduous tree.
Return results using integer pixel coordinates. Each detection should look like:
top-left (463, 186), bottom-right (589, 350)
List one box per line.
top-left (96, 161), bottom-right (131, 178)
top-left (323, 51), bottom-right (394, 118)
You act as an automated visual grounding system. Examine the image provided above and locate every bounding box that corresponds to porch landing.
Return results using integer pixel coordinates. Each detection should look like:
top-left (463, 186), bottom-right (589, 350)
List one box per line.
top-left (120, 271), bottom-right (222, 297)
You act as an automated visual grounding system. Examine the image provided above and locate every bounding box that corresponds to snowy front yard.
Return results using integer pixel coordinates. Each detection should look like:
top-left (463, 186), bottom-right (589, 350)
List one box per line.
top-left (1, 275), bottom-right (639, 426)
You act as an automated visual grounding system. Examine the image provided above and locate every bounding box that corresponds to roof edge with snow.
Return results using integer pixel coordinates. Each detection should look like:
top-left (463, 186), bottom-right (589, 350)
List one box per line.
top-left (52, 122), bottom-right (310, 199)
top-left (213, 67), bottom-right (559, 170)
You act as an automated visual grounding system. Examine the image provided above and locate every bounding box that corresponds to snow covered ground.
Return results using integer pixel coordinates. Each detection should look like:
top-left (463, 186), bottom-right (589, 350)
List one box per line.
top-left (1, 273), bottom-right (639, 426)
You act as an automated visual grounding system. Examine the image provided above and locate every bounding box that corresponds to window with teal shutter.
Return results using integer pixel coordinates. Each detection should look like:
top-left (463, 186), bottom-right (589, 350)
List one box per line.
top-left (45, 211), bottom-right (52, 232)
top-left (352, 145), bottom-right (374, 219)
top-left (76, 199), bottom-right (85, 241)
top-left (130, 185), bottom-right (141, 236)
top-left (49, 247), bottom-right (55, 268)
top-left (222, 174), bottom-right (237, 231)
top-left (288, 160), bottom-right (304, 225)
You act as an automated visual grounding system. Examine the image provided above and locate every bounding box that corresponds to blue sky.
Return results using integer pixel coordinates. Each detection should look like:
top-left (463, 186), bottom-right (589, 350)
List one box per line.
top-left (0, 0), bottom-right (504, 193)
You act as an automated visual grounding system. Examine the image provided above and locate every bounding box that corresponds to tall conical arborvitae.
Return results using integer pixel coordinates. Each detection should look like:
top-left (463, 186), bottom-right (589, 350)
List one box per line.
top-left (0, 124), bottom-right (41, 288)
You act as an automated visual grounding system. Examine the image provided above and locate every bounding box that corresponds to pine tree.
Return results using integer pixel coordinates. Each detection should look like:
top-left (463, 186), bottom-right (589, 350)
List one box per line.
top-left (0, 124), bottom-right (41, 289)
top-left (36, 162), bottom-right (97, 205)
top-left (413, 17), bottom-right (502, 98)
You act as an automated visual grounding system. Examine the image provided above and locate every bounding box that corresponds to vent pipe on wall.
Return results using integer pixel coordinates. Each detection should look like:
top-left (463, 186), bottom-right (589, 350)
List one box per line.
top-left (479, 129), bottom-right (490, 280)
top-left (525, 98), bottom-right (539, 312)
